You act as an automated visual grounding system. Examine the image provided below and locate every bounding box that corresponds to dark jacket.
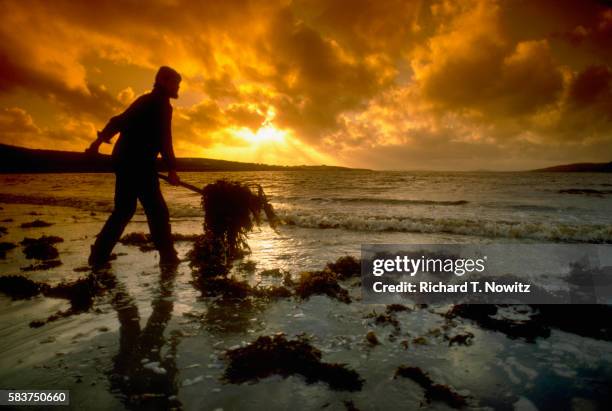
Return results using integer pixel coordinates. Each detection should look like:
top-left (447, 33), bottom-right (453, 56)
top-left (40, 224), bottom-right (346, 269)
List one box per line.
top-left (99, 88), bottom-right (177, 172)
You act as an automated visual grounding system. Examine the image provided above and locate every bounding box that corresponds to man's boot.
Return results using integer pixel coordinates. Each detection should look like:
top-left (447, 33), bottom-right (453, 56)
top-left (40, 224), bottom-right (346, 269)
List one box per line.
top-left (88, 245), bottom-right (111, 268)
top-left (159, 247), bottom-right (180, 266)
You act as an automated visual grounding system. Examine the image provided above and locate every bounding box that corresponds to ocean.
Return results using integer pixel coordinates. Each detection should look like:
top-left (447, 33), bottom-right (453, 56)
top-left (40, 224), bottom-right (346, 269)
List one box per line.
top-left (1, 171), bottom-right (610, 267)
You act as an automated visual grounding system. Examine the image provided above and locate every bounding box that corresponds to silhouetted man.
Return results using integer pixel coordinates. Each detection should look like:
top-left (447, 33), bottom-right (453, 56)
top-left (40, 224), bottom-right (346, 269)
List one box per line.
top-left (87, 66), bottom-right (182, 267)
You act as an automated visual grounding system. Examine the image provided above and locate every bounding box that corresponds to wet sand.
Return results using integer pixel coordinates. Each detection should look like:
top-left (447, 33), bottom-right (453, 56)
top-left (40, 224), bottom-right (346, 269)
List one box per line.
top-left (1, 202), bottom-right (612, 410)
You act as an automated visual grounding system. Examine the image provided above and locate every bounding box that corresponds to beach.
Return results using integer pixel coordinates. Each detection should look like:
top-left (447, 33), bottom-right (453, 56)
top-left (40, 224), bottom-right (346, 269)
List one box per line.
top-left (1, 171), bottom-right (612, 410)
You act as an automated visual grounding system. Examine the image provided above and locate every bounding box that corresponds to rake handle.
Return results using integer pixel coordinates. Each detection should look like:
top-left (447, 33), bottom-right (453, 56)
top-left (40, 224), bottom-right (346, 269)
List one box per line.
top-left (158, 173), bottom-right (204, 195)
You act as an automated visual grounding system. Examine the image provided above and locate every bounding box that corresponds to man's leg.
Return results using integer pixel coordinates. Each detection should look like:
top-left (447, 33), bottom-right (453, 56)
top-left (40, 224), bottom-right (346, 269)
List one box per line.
top-left (89, 173), bottom-right (138, 266)
top-left (138, 174), bottom-right (178, 264)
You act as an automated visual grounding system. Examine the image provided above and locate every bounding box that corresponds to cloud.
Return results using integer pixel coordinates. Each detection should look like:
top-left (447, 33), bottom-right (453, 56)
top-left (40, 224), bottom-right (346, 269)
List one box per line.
top-left (0, 0), bottom-right (610, 169)
top-left (412, 1), bottom-right (564, 117)
top-left (0, 107), bottom-right (41, 140)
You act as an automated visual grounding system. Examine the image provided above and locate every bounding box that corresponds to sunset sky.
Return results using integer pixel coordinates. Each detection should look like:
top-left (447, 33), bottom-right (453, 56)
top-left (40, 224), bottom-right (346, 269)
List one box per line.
top-left (0, 0), bottom-right (610, 170)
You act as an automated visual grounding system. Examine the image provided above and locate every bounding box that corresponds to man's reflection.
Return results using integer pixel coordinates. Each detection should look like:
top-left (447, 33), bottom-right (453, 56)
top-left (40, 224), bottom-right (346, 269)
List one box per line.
top-left (103, 265), bottom-right (182, 409)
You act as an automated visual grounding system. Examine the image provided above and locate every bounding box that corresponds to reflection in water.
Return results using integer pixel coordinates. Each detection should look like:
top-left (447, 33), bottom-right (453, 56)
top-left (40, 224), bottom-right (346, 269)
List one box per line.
top-left (106, 265), bottom-right (182, 409)
top-left (203, 298), bottom-right (266, 335)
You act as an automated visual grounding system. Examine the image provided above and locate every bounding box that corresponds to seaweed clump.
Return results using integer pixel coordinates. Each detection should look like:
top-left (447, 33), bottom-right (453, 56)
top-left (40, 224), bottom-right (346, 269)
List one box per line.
top-left (292, 256), bottom-right (362, 303)
top-left (223, 334), bottom-right (364, 391)
top-left (0, 275), bottom-right (48, 299)
top-left (325, 256), bottom-right (361, 279)
top-left (196, 276), bottom-right (292, 300)
top-left (294, 270), bottom-right (351, 304)
top-left (21, 235), bottom-right (63, 260)
top-left (0, 272), bottom-right (110, 327)
top-left (189, 180), bottom-right (278, 278)
top-left (20, 219), bottom-right (53, 228)
top-left (394, 366), bottom-right (467, 408)
top-left (0, 242), bottom-right (17, 259)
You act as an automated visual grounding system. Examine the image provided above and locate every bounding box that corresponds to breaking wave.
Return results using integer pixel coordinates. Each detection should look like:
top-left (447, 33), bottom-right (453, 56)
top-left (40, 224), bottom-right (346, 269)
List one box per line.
top-left (280, 211), bottom-right (612, 243)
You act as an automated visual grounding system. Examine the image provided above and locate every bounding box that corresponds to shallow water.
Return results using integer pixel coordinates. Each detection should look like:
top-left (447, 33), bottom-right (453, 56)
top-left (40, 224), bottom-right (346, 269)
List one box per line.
top-left (0, 171), bottom-right (611, 410)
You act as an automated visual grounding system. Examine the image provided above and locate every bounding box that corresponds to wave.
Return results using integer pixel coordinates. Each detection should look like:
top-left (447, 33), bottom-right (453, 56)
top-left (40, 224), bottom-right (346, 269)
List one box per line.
top-left (280, 212), bottom-right (612, 243)
top-left (307, 197), bottom-right (469, 206)
top-left (4, 192), bottom-right (610, 243)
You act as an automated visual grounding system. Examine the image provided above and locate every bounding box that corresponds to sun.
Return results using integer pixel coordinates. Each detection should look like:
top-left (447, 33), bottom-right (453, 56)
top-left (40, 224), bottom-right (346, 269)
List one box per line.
top-left (233, 108), bottom-right (288, 145)
top-left (235, 124), bottom-right (287, 144)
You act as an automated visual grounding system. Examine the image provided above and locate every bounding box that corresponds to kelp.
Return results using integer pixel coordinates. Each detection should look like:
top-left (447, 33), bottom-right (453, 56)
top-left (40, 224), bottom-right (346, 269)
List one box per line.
top-left (223, 334), bottom-right (364, 391)
top-left (195, 275), bottom-right (292, 300)
top-left (0, 241), bottom-right (17, 259)
top-left (294, 270), bottom-right (351, 304)
top-left (0, 272), bottom-right (110, 327)
top-left (0, 275), bottom-right (47, 299)
top-left (325, 256), bottom-right (360, 280)
top-left (394, 366), bottom-right (468, 408)
top-left (20, 235), bottom-right (63, 260)
top-left (189, 180), bottom-right (278, 277)
top-left (20, 219), bottom-right (53, 228)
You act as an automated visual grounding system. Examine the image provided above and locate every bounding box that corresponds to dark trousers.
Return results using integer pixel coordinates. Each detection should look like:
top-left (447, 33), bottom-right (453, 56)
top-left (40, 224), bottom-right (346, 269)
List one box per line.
top-left (92, 170), bottom-right (175, 260)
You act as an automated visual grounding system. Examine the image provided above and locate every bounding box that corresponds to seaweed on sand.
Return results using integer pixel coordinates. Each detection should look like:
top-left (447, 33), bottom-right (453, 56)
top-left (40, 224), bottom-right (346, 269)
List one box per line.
top-left (20, 219), bottom-right (53, 228)
top-left (0, 272), bottom-right (111, 327)
top-left (188, 234), bottom-right (229, 277)
top-left (366, 311), bottom-right (400, 330)
top-left (446, 332), bottom-right (475, 346)
top-left (0, 241), bottom-right (17, 259)
top-left (325, 256), bottom-right (361, 279)
top-left (30, 274), bottom-right (112, 327)
top-left (394, 366), bottom-right (468, 408)
top-left (197, 276), bottom-right (252, 299)
top-left (291, 256), bottom-right (361, 303)
top-left (0, 275), bottom-right (48, 299)
top-left (189, 180), bottom-right (278, 276)
top-left (20, 235), bottom-right (63, 260)
top-left (364, 305), bottom-right (410, 333)
top-left (294, 270), bottom-right (351, 303)
top-left (223, 334), bottom-right (364, 391)
top-left (253, 285), bottom-right (293, 298)
top-left (386, 304), bottom-right (410, 313)
top-left (196, 275), bottom-right (292, 300)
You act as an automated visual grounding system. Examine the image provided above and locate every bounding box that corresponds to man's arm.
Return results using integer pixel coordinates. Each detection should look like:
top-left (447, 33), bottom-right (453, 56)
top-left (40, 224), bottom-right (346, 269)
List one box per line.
top-left (161, 104), bottom-right (180, 185)
top-left (85, 97), bottom-right (143, 154)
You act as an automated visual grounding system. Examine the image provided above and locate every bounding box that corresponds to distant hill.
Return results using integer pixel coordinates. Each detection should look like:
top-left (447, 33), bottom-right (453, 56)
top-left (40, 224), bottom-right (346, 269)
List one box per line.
top-left (0, 144), bottom-right (365, 173)
top-left (532, 161), bottom-right (612, 173)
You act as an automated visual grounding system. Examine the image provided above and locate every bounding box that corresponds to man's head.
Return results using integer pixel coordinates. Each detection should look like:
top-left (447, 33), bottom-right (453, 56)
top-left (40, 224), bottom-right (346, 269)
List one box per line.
top-left (154, 66), bottom-right (182, 98)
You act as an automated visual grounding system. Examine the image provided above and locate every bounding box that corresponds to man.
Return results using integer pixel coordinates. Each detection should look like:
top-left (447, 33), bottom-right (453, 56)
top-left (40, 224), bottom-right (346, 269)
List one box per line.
top-left (86, 66), bottom-right (182, 267)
